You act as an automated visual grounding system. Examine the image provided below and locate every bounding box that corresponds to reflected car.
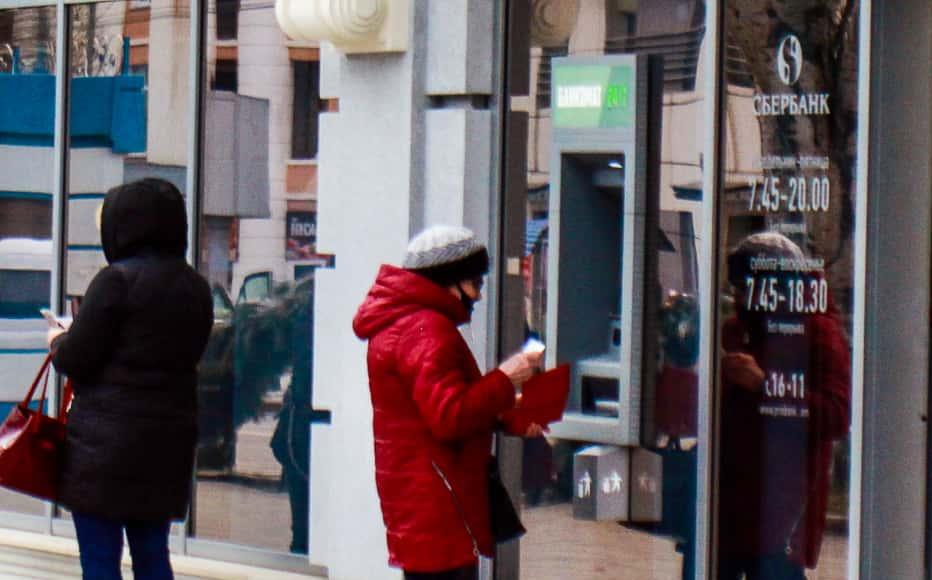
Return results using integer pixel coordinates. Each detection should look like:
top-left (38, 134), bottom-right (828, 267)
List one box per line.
top-left (196, 271), bottom-right (272, 473)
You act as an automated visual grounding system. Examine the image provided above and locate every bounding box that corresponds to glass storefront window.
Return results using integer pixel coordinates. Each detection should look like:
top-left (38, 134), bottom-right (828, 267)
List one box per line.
top-left (57, 0), bottom-right (191, 534)
top-left (0, 0), bottom-right (319, 563)
top-left (65, 0), bottom-right (188, 306)
top-left (714, 1), bottom-right (858, 578)
top-left (506, 1), bottom-right (706, 578)
top-left (0, 5), bottom-right (56, 518)
top-left (194, 0), bottom-right (321, 556)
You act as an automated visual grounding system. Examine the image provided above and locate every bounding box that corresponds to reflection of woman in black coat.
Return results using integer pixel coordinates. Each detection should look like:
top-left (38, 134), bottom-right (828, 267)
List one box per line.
top-left (49, 178), bottom-right (214, 580)
top-left (267, 275), bottom-right (314, 554)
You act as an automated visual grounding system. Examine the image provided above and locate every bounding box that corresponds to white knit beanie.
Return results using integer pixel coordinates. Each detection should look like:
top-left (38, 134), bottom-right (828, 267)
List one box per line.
top-left (403, 226), bottom-right (483, 269)
top-left (727, 231), bottom-right (805, 285)
top-left (403, 225), bottom-right (490, 285)
top-left (732, 231), bottom-right (805, 261)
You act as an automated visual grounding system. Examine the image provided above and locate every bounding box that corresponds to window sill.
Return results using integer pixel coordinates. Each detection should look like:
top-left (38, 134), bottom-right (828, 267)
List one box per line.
top-left (285, 40), bottom-right (320, 48)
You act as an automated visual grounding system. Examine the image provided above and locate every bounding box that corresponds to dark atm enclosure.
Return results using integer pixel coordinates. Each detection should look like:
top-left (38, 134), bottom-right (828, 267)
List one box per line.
top-left (546, 54), bottom-right (663, 447)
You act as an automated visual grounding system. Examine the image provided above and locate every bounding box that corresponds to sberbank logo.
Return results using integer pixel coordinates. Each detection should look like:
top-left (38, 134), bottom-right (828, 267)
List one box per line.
top-left (777, 34), bottom-right (802, 86)
top-left (556, 83), bottom-right (628, 109)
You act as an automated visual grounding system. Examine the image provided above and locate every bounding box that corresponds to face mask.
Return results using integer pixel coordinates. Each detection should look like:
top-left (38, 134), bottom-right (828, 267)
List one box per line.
top-left (457, 282), bottom-right (476, 317)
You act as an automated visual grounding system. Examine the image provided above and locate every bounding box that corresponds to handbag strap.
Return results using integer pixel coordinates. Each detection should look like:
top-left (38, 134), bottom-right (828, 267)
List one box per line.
top-left (21, 354), bottom-right (53, 407)
top-left (20, 354), bottom-right (71, 420)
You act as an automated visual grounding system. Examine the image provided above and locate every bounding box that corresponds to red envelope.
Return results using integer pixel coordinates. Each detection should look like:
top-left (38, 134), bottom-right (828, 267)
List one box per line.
top-left (501, 364), bottom-right (570, 435)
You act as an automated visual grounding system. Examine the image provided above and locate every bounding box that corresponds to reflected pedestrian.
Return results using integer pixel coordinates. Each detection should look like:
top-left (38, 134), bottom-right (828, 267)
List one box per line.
top-left (718, 232), bottom-right (850, 580)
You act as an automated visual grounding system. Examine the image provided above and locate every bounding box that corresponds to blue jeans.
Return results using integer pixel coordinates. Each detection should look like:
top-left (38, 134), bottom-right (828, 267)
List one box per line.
top-left (72, 512), bottom-right (173, 580)
top-left (404, 565), bottom-right (478, 580)
top-left (718, 554), bottom-right (807, 580)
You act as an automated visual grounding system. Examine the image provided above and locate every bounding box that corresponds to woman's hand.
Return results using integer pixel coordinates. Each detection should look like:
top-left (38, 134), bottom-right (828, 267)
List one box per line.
top-left (46, 327), bottom-right (66, 347)
top-left (498, 393), bottom-right (550, 438)
top-left (498, 351), bottom-right (543, 387)
top-left (722, 352), bottom-right (765, 391)
top-left (524, 423), bottom-right (546, 438)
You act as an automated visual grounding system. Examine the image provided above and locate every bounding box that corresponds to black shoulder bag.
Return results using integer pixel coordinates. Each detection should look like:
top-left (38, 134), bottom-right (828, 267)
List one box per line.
top-left (488, 456), bottom-right (526, 544)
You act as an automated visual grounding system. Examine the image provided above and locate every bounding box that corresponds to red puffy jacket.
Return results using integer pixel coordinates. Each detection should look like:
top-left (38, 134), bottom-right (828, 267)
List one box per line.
top-left (719, 312), bottom-right (850, 568)
top-left (353, 265), bottom-right (516, 572)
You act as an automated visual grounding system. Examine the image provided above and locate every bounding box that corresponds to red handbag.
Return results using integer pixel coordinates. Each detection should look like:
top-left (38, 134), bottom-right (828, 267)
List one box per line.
top-left (0, 354), bottom-right (72, 502)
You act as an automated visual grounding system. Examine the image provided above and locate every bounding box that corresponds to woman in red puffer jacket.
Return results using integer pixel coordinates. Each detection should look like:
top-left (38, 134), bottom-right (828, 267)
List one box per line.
top-left (718, 232), bottom-right (850, 578)
top-left (353, 225), bottom-right (542, 580)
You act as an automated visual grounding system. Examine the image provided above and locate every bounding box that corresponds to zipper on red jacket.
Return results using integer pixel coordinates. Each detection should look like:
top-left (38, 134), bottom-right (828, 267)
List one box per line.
top-left (431, 460), bottom-right (481, 558)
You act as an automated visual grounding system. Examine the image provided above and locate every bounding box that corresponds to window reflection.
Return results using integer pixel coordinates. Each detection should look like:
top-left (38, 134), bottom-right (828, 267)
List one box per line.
top-left (715, 1), bottom-right (858, 578)
top-left (0, 0), bottom-right (317, 560)
top-left (512, 1), bottom-right (705, 578)
top-left (0, 6), bottom-right (56, 517)
top-left (58, 1), bottom-right (190, 534)
top-left (194, 0), bottom-right (321, 556)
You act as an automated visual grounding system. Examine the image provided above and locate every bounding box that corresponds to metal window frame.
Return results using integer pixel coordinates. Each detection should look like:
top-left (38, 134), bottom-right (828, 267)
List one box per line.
top-left (48, 0), bottom-right (67, 533)
top-left (694, 0), bottom-right (720, 577)
top-left (490, 1), bottom-right (528, 579)
top-left (859, 1), bottom-right (930, 578)
top-left (848, 2), bottom-right (871, 577)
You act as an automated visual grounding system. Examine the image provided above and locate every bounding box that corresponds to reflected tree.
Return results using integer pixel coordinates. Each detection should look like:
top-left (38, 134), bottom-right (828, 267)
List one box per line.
top-left (197, 275), bottom-right (313, 474)
top-left (726, 0), bottom-right (858, 302)
top-left (71, 4), bottom-right (124, 77)
top-left (232, 276), bottom-right (313, 428)
top-left (235, 275), bottom-right (314, 553)
top-left (9, 6), bottom-right (55, 73)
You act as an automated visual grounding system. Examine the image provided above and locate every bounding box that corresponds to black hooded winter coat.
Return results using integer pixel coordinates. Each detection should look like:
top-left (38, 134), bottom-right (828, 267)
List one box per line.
top-left (51, 178), bottom-right (213, 522)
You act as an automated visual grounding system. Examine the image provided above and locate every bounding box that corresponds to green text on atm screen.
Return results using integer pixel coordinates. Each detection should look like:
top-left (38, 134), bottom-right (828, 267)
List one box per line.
top-left (552, 63), bottom-right (635, 129)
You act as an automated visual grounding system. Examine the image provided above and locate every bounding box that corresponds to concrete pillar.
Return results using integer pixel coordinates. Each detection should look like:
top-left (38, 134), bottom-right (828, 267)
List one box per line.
top-left (860, 1), bottom-right (931, 577)
top-left (309, 1), bottom-right (498, 578)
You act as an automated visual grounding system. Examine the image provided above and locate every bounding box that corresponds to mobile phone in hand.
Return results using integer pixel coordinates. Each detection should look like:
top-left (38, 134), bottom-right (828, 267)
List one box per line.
top-left (522, 338), bottom-right (545, 355)
top-left (39, 308), bottom-right (66, 329)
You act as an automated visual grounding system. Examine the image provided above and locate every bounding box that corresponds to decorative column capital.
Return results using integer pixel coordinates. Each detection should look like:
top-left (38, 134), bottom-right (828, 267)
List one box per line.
top-left (275, 0), bottom-right (408, 54)
top-left (530, 0), bottom-right (580, 47)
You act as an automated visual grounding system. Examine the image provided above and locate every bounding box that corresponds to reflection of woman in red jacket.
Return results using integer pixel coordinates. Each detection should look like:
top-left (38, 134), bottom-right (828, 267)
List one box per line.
top-left (718, 233), bottom-right (850, 580)
top-left (353, 226), bottom-right (542, 580)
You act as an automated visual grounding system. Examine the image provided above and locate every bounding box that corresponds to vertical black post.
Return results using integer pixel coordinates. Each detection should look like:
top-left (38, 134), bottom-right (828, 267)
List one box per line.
top-left (494, 1), bottom-right (531, 579)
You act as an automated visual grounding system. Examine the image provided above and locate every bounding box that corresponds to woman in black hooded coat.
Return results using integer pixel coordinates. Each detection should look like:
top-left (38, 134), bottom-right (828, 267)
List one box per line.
top-left (49, 178), bottom-right (213, 580)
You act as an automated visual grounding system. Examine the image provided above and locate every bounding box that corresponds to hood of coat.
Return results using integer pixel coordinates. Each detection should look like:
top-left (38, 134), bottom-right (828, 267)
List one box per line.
top-left (353, 265), bottom-right (470, 340)
top-left (101, 179), bottom-right (188, 264)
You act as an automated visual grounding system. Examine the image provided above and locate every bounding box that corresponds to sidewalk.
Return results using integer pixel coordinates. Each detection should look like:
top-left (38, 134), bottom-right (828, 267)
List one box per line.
top-left (0, 529), bottom-right (324, 580)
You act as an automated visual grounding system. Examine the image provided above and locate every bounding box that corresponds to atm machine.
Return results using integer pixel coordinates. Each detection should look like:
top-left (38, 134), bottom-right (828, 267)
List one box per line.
top-left (542, 53), bottom-right (666, 522)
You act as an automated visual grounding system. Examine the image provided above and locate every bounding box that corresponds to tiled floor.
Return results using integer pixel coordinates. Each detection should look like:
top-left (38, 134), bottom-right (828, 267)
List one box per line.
top-left (0, 544), bottom-right (205, 580)
top-left (0, 529), bottom-right (321, 580)
top-left (520, 503), bottom-right (849, 580)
